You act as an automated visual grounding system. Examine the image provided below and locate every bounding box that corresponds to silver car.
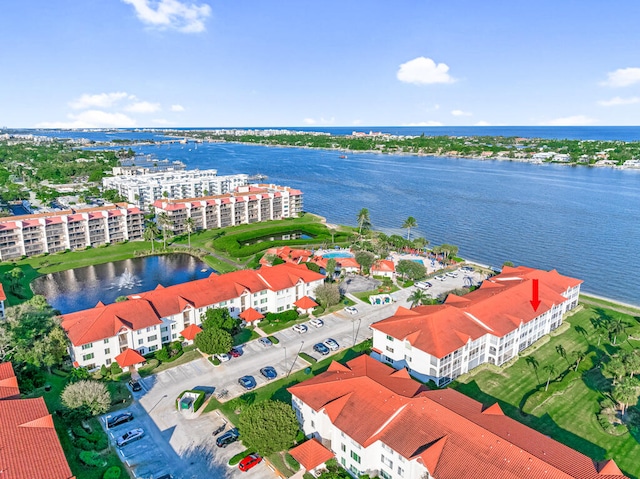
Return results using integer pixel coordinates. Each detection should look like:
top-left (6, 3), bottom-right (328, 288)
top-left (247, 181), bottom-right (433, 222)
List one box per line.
top-left (116, 428), bottom-right (144, 447)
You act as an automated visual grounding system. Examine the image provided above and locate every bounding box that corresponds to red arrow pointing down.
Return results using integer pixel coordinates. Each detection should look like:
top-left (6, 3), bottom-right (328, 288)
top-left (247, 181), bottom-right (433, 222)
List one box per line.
top-left (530, 278), bottom-right (541, 312)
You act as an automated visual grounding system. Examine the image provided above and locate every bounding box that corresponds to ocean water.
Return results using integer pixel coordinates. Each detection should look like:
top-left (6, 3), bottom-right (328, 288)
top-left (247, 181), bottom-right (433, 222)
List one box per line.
top-left (11, 127), bottom-right (640, 306)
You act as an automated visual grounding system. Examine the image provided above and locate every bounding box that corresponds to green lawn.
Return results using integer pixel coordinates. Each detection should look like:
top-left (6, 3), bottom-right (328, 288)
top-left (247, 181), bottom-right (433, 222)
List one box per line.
top-left (452, 304), bottom-right (640, 479)
top-left (352, 285), bottom-right (400, 303)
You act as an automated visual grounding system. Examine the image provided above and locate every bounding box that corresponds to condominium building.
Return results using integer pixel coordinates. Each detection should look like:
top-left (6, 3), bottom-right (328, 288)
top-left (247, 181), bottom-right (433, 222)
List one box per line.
top-left (152, 184), bottom-right (304, 234)
top-left (372, 266), bottom-right (582, 386)
top-left (61, 263), bottom-right (324, 369)
top-left (102, 168), bottom-right (249, 208)
top-left (0, 204), bottom-right (144, 261)
top-left (288, 355), bottom-right (627, 479)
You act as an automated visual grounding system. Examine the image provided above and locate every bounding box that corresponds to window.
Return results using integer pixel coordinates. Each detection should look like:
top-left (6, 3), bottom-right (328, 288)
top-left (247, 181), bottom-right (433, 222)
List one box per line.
top-left (277, 306), bottom-right (284, 312)
top-left (147, 335), bottom-right (157, 342)
top-left (386, 335), bottom-right (394, 341)
top-left (105, 359), bottom-right (111, 366)
top-left (341, 458), bottom-right (346, 467)
top-left (82, 353), bottom-right (94, 361)
top-left (81, 343), bottom-right (93, 350)
top-left (341, 444), bottom-right (346, 452)
top-left (104, 348), bottom-right (110, 355)
top-left (381, 455), bottom-right (393, 468)
top-left (383, 355), bottom-right (394, 364)
top-left (172, 333), bottom-right (177, 339)
top-left (380, 471), bottom-right (391, 479)
top-left (138, 339), bottom-right (144, 345)
top-left (397, 466), bottom-right (405, 477)
top-left (137, 330), bottom-right (142, 335)
top-left (350, 451), bottom-right (361, 463)
top-left (149, 345), bottom-right (158, 352)
top-left (162, 336), bottom-right (169, 343)
top-left (146, 327), bottom-right (151, 332)
top-left (161, 326), bottom-right (168, 332)
top-left (171, 324), bottom-right (176, 330)
top-left (386, 346), bottom-right (394, 353)
top-left (104, 339), bottom-right (109, 344)
top-left (405, 355), bottom-right (412, 363)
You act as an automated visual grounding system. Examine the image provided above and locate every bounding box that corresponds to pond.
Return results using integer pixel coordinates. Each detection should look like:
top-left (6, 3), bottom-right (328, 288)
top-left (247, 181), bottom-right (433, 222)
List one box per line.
top-left (243, 230), bottom-right (314, 245)
top-left (31, 254), bottom-right (214, 314)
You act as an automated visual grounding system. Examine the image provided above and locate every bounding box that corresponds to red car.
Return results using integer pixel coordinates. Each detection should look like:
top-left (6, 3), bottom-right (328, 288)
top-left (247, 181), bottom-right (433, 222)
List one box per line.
top-left (238, 454), bottom-right (262, 472)
top-left (229, 347), bottom-right (243, 358)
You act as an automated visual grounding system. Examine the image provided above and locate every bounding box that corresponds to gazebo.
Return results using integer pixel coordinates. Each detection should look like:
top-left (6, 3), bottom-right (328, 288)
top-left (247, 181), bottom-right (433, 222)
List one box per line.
top-left (239, 307), bottom-right (264, 324)
top-left (115, 348), bottom-right (146, 371)
top-left (289, 438), bottom-right (334, 476)
top-left (180, 324), bottom-right (203, 344)
top-left (294, 296), bottom-right (319, 315)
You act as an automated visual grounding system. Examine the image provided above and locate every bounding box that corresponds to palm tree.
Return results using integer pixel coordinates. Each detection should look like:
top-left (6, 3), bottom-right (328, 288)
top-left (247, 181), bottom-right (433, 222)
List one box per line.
top-left (544, 364), bottom-right (557, 391)
top-left (612, 377), bottom-right (639, 416)
top-left (356, 208), bottom-right (371, 236)
top-left (526, 356), bottom-right (540, 383)
top-left (185, 217), bottom-right (196, 248)
top-left (623, 350), bottom-right (640, 378)
top-left (402, 216), bottom-right (418, 241)
top-left (606, 355), bottom-right (627, 384)
top-left (412, 237), bottom-right (429, 254)
top-left (572, 350), bottom-right (586, 372)
top-left (143, 222), bottom-right (159, 253)
top-left (555, 344), bottom-right (568, 365)
top-left (608, 318), bottom-right (627, 345)
top-left (408, 289), bottom-right (428, 308)
top-left (157, 212), bottom-right (172, 249)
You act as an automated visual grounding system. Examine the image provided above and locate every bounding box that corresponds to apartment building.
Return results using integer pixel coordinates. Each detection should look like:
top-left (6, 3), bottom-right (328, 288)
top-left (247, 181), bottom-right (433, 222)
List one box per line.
top-left (0, 204), bottom-right (144, 261)
top-left (61, 263), bottom-right (324, 369)
top-left (152, 184), bottom-right (304, 234)
top-left (288, 355), bottom-right (627, 479)
top-left (372, 266), bottom-right (582, 386)
top-left (103, 168), bottom-right (249, 208)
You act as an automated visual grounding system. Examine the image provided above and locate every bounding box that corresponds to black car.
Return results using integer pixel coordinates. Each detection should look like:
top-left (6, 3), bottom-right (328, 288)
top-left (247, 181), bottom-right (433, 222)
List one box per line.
top-left (128, 379), bottom-right (142, 392)
top-left (238, 375), bottom-right (257, 390)
top-left (107, 412), bottom-right (134, 428)
top-left (313, 343), bottom-right (330, 356)
top-left (260, 366), bottom-right (278, 380)
top-left (216, 428), bottom-right (239, 448)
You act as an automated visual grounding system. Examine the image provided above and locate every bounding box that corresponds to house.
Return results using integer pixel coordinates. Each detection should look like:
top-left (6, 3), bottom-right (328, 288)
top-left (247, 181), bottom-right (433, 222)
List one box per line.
top-left (61, 263), bottom-right (325, 369)
top-left (371, 259), bottom-right (395, 278)
top-left (260, 246), bottom-right (314, 266)
top-left (371, 266), bottom-right (581, 386)
top-left (0, 363), bottom-right (75, 479)
top-left (288, 355), bottom-right (628, 479)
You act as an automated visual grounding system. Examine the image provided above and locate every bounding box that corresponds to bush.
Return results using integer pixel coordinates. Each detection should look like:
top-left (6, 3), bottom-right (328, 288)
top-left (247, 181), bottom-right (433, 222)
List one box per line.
top-left (268, 335), bottom-right (280, 344)
top-left (110, 362), bottom-right (122, 375)
top-left (229, 450), bottom-right (251, 466)
top-left (103, 466), bottom-right (122, 479)
top-left (76, 438), bottom-right (96, 451)
top-left (285, 452), bottom-right (300, 471)
top-left (299, 352), bottom-right (317, 364)
top-left (79, 450), bottom-right (106, 467)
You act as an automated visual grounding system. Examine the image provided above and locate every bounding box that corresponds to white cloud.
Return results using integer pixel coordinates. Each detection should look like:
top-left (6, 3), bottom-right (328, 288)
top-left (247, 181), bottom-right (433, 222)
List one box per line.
top-left (397, 57), bottom-right (455, 85)
top-left (302, 118), bottom-right (316, 125)
top-left (451, 109), bottom-right (472, 117)
top-left (171, 104), bottom-right (185, 112)
top-left (475, 121), bottom-right (491, 126)
top-left (352, 119), bottom-right (362, 125)
top-left (69, 92), bottom-right (131, 110)
top-left (302, 117), bottom-right (334, 125)
top-left (36, 110), bottom-right (137, 128)
top-left (122, 0), bottom-right (211, 33)
top-left (403, 121), bottom-right (443, 127)
top-left (152, 118), bottom-right (174, 125)
top-left (598, 96), bottom-right (640, 107)
top-left (124, 101), bottom-right (161, 113)
top-left (601, 67), bottom-right (640, 87)
top-left (540, 115), bottom-right (596, 126)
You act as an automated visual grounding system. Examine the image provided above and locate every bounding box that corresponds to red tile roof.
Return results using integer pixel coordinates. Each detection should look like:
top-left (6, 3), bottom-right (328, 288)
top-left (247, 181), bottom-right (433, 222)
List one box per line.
top-left (289, 438), bottom-right (334, 471)
top-left (0, 363), bottom-right (20, 400)
top-left (289, 356), bottom-right (627, 479)
top-left (373, 267), bottom-right (582, 358)
top-left (180, 324), bottom-right (203, 341)
top-left (239, 307), bottom-right (264, 322)
top-left (115, 348), bottom-right (146, 368)
top-left (0, 203), bottom-right (131, 224)
top-left (294, 296), bottom-right (318, 309)
top-left (372, 259), bottom-right (395, 272)
top-left (0, 282), bottom-right (6, 301)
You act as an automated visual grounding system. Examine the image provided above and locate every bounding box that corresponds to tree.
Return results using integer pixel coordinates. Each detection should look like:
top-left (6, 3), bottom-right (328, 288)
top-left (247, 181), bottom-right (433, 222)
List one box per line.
top-left (194, 327), bottom-right (233, 355)
top-left (572, 350), bottom-right (586, 372)
top-left (612, 377), bottom-right (640, 416)
top-left (525, 356), bottom-right (540, 383)
top-left (185, 216), bottom-right (196, 248)
top-left (325, 258), bottom-right (337, 281)
top-left (402, 216), bottom-right (418, 241)
top-left (354, 250), bottom-right (375, 275)
top-left (412, 236), bottom-right (429, 253)
top-left (356, 208), bottom-right (371, 235)
top-left (623, 350), bottom-right (640, 378)
top-left (544, 364), bottom-right (557, 391)
top-left (238, 400), bottom-right (299, 455)
top-left (408, 289), bottom-right (428, 308)
top-left (200, 308), bottom-right (240, 334)
top-left (395, 259), bottom-right (426, 281)
top-left (608, 318), bottom-right (627, 345)
top-left (157, 212), bottom-right (171, 249)
top-left (606, 355), bottom-right (627, 384)
top-left (314, 283), bottom-right (341, 308)
top-left (4, 267), bottom-right (25, 296)
top-left (555, 344), bottom-right (568, 365)
top-left (61, 380), bottom-right (111, 417)
top-left (0, 324), bottom-right (14, 361)
top-left (143, 222), bottom-right (159, 253)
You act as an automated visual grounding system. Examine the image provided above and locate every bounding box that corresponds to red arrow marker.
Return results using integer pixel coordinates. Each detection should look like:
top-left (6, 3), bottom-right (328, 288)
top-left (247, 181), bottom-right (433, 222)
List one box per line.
top-left (530, 279), bottom-right (541, 312)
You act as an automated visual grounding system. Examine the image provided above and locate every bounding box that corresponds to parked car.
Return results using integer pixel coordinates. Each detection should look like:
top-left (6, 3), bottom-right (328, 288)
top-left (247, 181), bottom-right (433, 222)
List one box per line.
top-left (415, 281), bottom-right (430, 290)
top-left (435, 275), bottom-right (446, 281)
top-left (293, 324), bottom-right (308, 334)
top-left (229, 347), bottom-right (243, 358)
top-left (309, 318), bottom-right (324, 328)
top-left (107, 412), bottom-right (133, 428)
top-left (128, 379), bottom-right (142, 392)
top-left (215, 353), bottom-right (231, 362)
top-left (258, 337), bottom-right (272, 347)
top-left (344, 306), bottom-right (358, 315)
top-left (323, 338), bottom-right (339, 351)
top-left (313, 343), bottom-right (330, 356)
top-left (116, 428), bottom-right (144, 447)
top-left (461, 266), bottom-right (474, 272)
top-left (239, 454), bottom-right (263, 472)
top-left (446, 271), bottom-right (458, 278)
top-left (238, 375), bottom-right (257, 390)
top-left (260, 366), bottom-right (278, 380)
top-left (216, 428), bottom-right (239, 448)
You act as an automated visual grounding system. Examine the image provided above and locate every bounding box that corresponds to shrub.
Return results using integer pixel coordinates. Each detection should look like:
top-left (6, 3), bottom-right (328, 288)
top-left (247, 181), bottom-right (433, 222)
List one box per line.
top-left (299, 352), bottom-right (317, 364)
top-left (285, 452), bottom-right (300, 471)
top-left (103, 466), bottom-right (122, 479)
top-left (76, 438), bottom-right (96, 451)
top-left (78, 450), bottom-right (106, 467)
top-left (110, 362), bottom-right (122, 375)
top-left (229, 450), bottom-right (251, 466)
top-left (268, 336), bottom-right (280, 344)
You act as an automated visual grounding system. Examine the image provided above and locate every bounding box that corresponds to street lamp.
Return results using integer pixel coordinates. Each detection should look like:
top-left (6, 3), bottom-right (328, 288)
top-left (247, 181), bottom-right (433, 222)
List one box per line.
top-left (287, 341), bottom-right (304, 377)
top-left (352, 318), bottom-right (362, 346)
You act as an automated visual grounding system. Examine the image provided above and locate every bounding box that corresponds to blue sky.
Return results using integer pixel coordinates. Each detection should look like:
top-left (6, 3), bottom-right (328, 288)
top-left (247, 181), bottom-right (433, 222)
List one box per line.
top-left (2, 0), bottom-right (640, 128)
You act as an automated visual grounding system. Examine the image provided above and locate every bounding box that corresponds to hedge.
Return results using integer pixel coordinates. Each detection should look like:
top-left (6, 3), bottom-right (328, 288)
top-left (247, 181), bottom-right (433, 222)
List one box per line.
top-left (78, 450), bottom-right (107, 467)
top-left (299, 352), bottom-right (317, 364)
top-left (285, 452), bottom-right (300, 471)
top-left (229, 450), bottom-right (251, 466)
top-left (268, 335), bottom-right (280, 344)
top-left (103, 466), bottom-right (122, 479)
top-left (176, 389), bottom-right (206, 412)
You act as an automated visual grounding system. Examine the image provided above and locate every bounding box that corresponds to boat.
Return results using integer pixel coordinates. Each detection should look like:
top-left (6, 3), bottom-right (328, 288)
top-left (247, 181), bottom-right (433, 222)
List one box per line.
top-left (339, 155), bottom-right (348, 159)
top-left (248, 173), bottom-right (268, 181)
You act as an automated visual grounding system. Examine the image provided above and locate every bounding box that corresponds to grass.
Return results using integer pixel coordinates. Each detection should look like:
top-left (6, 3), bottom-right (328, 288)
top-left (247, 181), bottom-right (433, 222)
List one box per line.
top-left (451, 304), bottom-right (640, 479)
top-left (259, 315), bottom-right (310, 335)
top-left (149, 349), bottom-right (203, 374)
top-left (579, 293), bottom-right (640, 314)
top-left (267, 451), bottom-right (299, 477)
top-left (233, 327), bottom-right (261, 345)
top-left (352, 285), bottom-right (400, 303)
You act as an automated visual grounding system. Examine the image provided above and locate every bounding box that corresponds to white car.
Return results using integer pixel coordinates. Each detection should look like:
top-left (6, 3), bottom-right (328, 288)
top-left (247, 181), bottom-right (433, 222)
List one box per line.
top-left (309, 318), bottom-right (324, 328)
top-left (324, 338), bottom-right (340, 351)
top-left (293, 324), bottom-right (308, 334)
top-left (215, 353), bottom-right (231, 362)
top-left (435, 275), bottom-right (446, 281)
top-left (344, 306), bottom-right (358, 315)
top-left (116, 428), bottom-right (144, 447)
top-left (446, 271), bottom-right (459, 278)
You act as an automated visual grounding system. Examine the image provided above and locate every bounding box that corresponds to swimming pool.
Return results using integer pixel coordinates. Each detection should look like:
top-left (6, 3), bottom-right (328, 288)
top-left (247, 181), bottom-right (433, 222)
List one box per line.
top-left (411, 259), bottom-right (425, 266)
top-left (322, 251), bottom-right (354, 259)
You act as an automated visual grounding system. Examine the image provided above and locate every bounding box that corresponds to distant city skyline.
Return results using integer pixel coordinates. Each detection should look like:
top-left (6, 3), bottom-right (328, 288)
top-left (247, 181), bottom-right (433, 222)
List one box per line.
top-left (3, 1), bottom-right (640, 128)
